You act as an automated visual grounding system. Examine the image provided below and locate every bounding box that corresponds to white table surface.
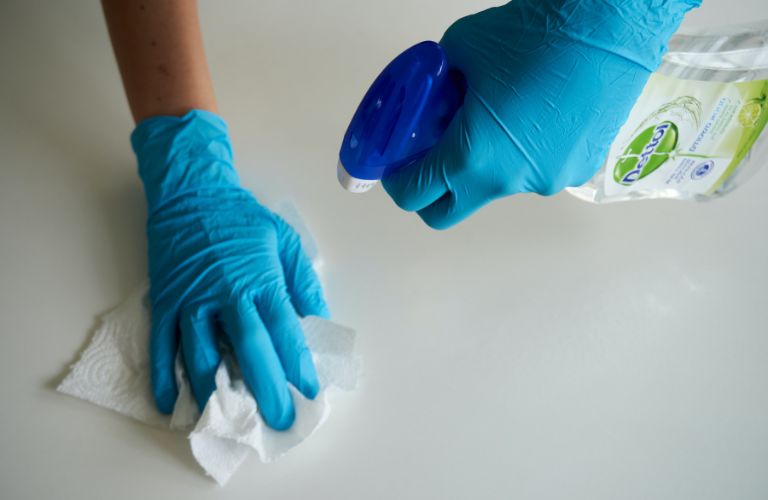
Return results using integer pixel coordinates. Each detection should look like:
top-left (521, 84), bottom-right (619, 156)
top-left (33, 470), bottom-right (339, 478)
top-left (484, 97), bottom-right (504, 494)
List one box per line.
top-left (1, 1), bottom-right (767, 498)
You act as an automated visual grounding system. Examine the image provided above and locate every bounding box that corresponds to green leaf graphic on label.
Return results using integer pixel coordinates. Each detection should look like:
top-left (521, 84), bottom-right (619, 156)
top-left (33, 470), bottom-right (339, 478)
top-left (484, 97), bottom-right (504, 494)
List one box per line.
top-left (613, 121), bottom-right (678, 185)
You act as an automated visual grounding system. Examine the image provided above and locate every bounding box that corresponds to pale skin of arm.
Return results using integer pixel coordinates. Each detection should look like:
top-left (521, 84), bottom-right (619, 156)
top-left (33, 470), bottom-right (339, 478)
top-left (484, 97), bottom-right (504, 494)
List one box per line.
top-left (101, 0), bottom-right (217, 123)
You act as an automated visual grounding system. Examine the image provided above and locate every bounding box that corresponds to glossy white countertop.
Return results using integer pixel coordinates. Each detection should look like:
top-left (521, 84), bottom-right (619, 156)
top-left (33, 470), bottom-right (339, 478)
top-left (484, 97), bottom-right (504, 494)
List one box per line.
top-left (1, 1), bottom-right (767, 498)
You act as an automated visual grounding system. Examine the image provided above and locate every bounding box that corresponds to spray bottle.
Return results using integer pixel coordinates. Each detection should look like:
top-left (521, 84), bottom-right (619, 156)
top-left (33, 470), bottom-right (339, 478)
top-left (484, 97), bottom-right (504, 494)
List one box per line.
top-left (338, 22), bottom-right (768, 202)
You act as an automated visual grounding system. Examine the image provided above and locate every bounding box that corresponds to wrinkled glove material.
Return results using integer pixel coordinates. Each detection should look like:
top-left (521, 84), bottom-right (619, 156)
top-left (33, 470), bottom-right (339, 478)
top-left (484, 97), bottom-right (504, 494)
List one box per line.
top-left (383, 0), bottom-right (702, 229)
top-left (131, 110), bottom-right (329, 430)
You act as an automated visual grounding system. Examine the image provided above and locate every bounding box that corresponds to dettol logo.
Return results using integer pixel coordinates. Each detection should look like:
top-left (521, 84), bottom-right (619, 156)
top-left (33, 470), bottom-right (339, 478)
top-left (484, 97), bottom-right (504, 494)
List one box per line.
top-left (614, 121), bottom-right (678, 185)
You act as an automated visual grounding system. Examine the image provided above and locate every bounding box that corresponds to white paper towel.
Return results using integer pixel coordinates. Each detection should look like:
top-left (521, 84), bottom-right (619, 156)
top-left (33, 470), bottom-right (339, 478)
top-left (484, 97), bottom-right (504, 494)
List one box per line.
top-left (58, 285), bottom-right (360, 484)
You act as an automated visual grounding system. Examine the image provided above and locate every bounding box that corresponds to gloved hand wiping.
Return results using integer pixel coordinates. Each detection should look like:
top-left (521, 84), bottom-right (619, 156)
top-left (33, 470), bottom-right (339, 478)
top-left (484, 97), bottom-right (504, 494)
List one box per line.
top-left (132, 110), bottom-right (328, 430)
top-left (383, 0), bottom-right (702, 229)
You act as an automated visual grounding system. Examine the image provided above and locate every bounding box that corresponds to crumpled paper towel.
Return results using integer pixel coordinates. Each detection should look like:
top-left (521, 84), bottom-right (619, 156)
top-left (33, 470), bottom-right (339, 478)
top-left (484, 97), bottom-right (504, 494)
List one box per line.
top-left (58, 286), bottom-right (359, 484)
top-left (57, 203), bottom-right (360, 485)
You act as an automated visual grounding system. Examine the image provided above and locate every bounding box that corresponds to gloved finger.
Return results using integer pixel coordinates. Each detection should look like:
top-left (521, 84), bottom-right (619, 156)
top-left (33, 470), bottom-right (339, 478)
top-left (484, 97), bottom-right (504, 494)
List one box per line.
top-left (149, 311), bottom-right (179, 414)
top-left (277, 222), bottom-right (329, 319)
top-left (382, 106), bottom-right (470, 212)
top-left (221, 298), bottom-right (295, 431)
top-left (416, 185), bottom-right (494, 230)
top-left (259, 285), bottom-right (320, 400)
top-left (180, 306), bottom-right (221, 412)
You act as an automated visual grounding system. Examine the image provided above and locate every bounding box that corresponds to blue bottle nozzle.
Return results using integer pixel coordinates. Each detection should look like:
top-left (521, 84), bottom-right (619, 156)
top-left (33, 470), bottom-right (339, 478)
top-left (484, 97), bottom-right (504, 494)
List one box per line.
top-left (338, 41), bottom-right (466, 193)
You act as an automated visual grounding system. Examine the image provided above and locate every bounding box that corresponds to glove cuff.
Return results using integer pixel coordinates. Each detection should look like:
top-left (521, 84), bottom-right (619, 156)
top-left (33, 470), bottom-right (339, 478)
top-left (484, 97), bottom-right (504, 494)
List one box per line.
top-left (131, 109), bottom-right (241, 210)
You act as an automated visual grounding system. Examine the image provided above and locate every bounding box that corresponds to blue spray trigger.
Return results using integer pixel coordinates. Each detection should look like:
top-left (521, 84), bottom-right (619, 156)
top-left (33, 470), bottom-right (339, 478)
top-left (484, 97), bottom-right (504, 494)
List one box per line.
top-left (338, 41), bottom-right (466, 193)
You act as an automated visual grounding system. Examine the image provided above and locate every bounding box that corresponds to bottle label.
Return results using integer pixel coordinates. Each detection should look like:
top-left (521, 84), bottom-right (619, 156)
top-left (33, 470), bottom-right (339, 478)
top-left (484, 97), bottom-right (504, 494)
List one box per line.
top-left (604, 73), bottom-right (768, 197)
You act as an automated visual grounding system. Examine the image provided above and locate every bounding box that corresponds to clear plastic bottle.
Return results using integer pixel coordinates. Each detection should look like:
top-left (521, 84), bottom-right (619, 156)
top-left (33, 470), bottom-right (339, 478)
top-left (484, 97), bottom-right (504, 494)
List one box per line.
top-left (568, 20), bottom-right (768, 203)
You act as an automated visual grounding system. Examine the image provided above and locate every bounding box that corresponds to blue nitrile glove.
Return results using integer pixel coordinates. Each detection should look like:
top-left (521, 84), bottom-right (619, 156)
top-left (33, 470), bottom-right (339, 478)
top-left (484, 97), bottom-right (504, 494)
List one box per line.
top-left (131, 110), bottom-right (328, 430)
top-left (382, 0), bottom-right (701, 229)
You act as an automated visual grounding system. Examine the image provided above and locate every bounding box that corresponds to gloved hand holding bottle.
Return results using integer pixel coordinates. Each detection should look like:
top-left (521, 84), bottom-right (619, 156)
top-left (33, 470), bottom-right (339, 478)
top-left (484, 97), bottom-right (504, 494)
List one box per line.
top-left (382, 0), bottom-right (702, 229)
top-left (102, 0), bottom-right (327, 430)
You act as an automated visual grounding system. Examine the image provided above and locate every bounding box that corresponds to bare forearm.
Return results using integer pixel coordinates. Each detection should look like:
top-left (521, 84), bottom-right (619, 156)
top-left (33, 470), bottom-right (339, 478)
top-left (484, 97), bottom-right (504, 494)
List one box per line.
top-left (101, 0), bottom-right (217, 123)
